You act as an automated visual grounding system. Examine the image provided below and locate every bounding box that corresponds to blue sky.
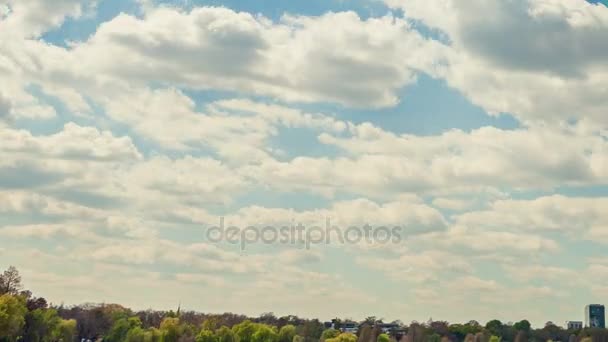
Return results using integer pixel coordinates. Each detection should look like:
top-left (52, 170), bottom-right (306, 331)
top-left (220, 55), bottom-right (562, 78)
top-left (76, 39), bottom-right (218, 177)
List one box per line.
top-left (1, 0), bottom-right (608, 327)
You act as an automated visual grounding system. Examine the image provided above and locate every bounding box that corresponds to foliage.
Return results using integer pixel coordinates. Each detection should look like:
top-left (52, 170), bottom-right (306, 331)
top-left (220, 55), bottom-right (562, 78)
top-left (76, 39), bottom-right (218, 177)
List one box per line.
top-left (233, 320), bottom-right (258, 342)
top-left (216, 326), bottom-right (239, 342)
top-left (58, 318), bottom-right (78, 342)
top-left (196, 330), bottom-right (218, 342)
top-left (0, 294), bottom-right (27, 340)
top-left (376, 333), bottom-right (389, 342)
top-left (321, 329), bottom-right (340, 341)
top-left (279, 325), bottom-right (297, 342)
top-left (251, 324), bottom-right (278, 342)
top-left (160, 317), bottom-right (182, 342)
top-left (23, 308), bottom-right (61, 342)
top-left (325, 333), bottom-right (357, 342)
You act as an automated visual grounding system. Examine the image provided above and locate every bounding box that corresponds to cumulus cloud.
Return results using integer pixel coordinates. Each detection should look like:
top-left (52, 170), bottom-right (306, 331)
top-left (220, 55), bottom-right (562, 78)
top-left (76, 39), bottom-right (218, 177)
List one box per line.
top-left (386, 0), bottom-right (608, 125)
top-left (40, 6), bottom-right (446, 108)
top-left (454, 195), bottom-right (608, 242)
top-left (0, 0), bottom-right (95, 38)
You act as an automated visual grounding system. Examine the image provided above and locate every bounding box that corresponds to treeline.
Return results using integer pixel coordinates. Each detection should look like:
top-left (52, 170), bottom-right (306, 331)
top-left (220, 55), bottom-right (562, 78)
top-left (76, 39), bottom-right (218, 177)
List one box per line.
top-left (2, 266), bottom-right (608, 342)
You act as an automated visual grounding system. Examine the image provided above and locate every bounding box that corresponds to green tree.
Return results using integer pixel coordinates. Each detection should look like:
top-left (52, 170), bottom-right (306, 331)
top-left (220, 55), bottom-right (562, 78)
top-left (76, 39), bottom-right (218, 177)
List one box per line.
top-left (0, 294), bottom-right (27, 341)
top-left (428, 333), bottom-right (441, 342)
top-left (197, 330), bottom-right (219, 342)
top-left (106, 316), bottom-right (142, 342)
top-left (321, 329), bottom-right (340, 341)
top-left (293, 336), bottom-right (305, 342)
top-left (126, 327), bottom-right (146, 342)
top-left (326, 333), bottom-right (357, 342)
top-left (279, 325), bottom-right (296, 342)
top-left (144, 328), bottom-right (164, 342)
top-left (251, 325), bottom-right (278, 342)
top-left (376, 333), bottom-right (390, 342)
top-left (23, 308), bottom-right (61, 342)
top-left (202, 317), bottom-right (220, 332)
top-left (57, 319), bottom-right (77, 342)
top-left (513, 321), bottom-right (531, 333)
top-left (233, 321), bottom-right (257, 342)
top-left (160, 317), bottom-right (181, 342)
top-left (216, 326), bottom-right (239, 342)
top-left (485, 320), bottom-right (503, 337)
top-left (488, 336), bottom-right (501, 342)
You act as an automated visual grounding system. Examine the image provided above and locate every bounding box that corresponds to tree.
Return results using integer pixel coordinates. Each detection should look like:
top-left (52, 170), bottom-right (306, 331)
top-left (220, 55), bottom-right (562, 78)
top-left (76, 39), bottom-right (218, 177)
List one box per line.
top-left (197, 330), bottom-right (218, 342)
top-left (0, 266), bottom-right (22, 295)
top-left (57, 319), bottom-right (77, 342)
top-left (202, 317), bottom-right (221, 332)
top-left (514, 331), bottom-right (528, 342)
top-left (160, 317), bottom-right (181, 342)
top-left (251, 324), bottom-right (278, 342)
top-left (488, 336), bottom-right (501, 342)
top-left (233, 320), bottom-right (257, 342)
top-left (377, 334), bottom-right (390, 342)
top-left (293, 336), bottom-right (305, 342)
top-left (297, 319), bottom-right (324, 341)
top-left (279, 325), bottom-right (297, 342)
top-left (0, 294), bottom-right (27, 340)
top-left (358, 325), bottom-right (373, 342)
top-left (485, 320), bottom-right (503, 338)
top-left (513, 321), bottom-right (531, 333)
top-left (23, 308), bottom-right (61, 342)
top-left (216, 326), bottom-right (238, 342)
top-left (322, 329), bottom-right (340, 342)
top-left (106, 316), bottom-right (143, 342)
top-left (427, 334), bottom-right (441, 342)
top-left (326, 333), bottom-right (357, 342)
top-left (125, 326), bottom-right (146, 342)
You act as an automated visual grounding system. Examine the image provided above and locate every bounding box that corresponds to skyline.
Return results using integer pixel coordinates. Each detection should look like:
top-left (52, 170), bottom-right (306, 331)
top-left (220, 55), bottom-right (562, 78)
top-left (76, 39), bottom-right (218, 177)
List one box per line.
top-left (1, 0), bottom-right (608, 327)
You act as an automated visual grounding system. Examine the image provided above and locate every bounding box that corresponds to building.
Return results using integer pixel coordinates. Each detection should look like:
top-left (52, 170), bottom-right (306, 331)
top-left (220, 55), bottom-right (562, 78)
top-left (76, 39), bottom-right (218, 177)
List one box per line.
top-left (566, 321), bottom-right (583, 330)
top-left (585, 304), bottom-right (606, 328)
top-left (325, 319), bottom-right (358, 334)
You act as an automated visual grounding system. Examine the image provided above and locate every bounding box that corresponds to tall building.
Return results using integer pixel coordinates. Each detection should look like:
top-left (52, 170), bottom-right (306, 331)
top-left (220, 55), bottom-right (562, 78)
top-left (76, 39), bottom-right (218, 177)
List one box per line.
top-left (585, 304), bottom-right (606, 328)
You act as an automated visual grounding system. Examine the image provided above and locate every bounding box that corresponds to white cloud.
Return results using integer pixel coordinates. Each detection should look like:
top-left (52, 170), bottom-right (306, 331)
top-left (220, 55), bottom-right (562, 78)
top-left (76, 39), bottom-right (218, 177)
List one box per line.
top-left (0, 0), bottom-right (95, 38)
top-left (454, 195), bottom-right (608, 241)
top-left (386, 0), bottom-right (608, 125)
top-left (53, 6), bottom-right (446, 108)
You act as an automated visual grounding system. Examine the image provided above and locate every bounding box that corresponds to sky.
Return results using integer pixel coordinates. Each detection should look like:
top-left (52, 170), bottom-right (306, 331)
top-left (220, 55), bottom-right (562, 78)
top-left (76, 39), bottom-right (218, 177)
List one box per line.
top-left (1, 0), bottom-right (608, 328)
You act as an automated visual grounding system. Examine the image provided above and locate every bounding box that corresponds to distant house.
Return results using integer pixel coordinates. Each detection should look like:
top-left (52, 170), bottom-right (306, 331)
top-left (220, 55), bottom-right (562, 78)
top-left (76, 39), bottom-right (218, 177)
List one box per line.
top-left (325, 319), bottom-right (358, 334)
top-left (567, 321), bottom-right (583, 330)
top-left (341, 322), bottom-right (358, 334)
